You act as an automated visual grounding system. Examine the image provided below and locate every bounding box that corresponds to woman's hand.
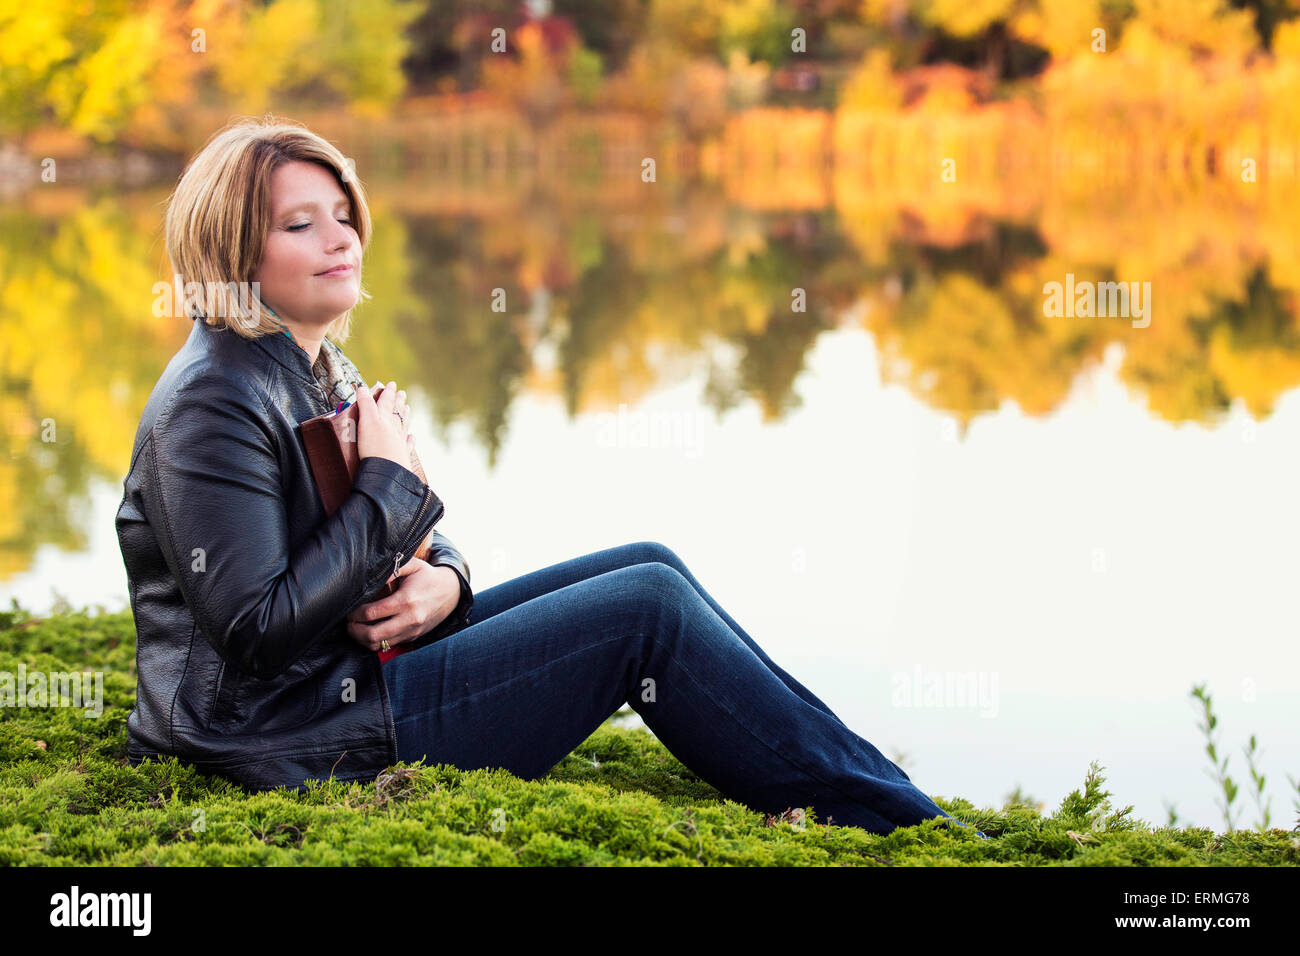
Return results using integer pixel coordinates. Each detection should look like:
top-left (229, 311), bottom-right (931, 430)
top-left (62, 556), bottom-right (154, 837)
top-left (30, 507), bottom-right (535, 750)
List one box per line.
top-left (345, 558), bottom-right (460, 651)
top-left (355, 380), bottom-right (416, 467)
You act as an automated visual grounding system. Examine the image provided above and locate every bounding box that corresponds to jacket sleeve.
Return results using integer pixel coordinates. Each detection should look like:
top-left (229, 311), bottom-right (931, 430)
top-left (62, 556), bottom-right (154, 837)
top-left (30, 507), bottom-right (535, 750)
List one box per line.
top-left (140, 373), bottom-right (444, 680)
top-left (423, 530), bottom-right (473, 635)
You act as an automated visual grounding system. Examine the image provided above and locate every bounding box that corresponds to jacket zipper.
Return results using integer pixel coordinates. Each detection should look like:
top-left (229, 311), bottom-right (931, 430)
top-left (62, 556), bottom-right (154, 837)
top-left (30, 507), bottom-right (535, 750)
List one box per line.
top-left (381, 485), bottom-right (437, 587)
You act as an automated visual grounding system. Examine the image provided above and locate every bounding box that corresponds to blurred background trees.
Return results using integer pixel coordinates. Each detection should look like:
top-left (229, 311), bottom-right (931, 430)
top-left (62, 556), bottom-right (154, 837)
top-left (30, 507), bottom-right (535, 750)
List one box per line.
top-left (4, 0), bottom-right (1299, 146)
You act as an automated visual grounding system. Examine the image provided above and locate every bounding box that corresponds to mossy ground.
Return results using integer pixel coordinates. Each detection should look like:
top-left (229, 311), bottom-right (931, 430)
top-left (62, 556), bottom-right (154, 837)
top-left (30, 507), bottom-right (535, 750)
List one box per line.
top-left (1, 605), bottom-right (1296, 866)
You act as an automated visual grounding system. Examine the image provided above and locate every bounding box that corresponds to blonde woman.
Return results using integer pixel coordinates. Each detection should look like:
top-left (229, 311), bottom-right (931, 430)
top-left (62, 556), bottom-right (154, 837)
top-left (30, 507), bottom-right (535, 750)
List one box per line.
top-left (117, 116), bottom-right (984, 838)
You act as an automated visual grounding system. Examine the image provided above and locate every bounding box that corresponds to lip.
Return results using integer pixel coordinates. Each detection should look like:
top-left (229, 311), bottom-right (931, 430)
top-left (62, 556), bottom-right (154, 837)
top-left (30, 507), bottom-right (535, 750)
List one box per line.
top-left (315, 264), bottom-right (354, 277)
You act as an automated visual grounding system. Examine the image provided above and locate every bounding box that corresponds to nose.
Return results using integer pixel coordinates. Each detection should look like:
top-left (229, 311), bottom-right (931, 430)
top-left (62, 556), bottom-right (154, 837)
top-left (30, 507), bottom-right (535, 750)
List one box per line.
top-left (325, 217), bottom-right (354, 253)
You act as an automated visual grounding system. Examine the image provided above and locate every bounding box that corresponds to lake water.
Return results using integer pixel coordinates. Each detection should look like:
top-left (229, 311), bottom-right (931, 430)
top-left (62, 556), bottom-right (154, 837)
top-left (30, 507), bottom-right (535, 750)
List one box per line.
top-left (3, 175), bottom-right (1297, 832)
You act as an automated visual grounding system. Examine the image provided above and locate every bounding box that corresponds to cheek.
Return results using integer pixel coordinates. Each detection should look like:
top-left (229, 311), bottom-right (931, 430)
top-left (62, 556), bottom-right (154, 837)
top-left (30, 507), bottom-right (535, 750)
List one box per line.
top-left (255, 237), bottom-right (311, 288)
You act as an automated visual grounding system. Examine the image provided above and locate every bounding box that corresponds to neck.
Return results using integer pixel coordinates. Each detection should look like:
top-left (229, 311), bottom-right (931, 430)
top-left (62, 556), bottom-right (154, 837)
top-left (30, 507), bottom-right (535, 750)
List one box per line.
top-left (286, 325), bottom-right (324, 366)
top-left (271, 313), bottom-right (331, 366)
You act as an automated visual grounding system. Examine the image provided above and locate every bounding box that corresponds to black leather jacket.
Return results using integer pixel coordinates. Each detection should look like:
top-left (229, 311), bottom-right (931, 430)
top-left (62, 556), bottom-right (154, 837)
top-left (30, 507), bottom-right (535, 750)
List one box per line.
top-left (115, 316), bottom-right (472, 792)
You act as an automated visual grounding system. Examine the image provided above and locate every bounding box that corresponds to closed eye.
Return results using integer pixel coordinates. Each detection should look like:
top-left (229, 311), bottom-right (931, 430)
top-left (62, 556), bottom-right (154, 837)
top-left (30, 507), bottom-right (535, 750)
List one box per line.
top-left (287, 219), bottom-right (352, 232)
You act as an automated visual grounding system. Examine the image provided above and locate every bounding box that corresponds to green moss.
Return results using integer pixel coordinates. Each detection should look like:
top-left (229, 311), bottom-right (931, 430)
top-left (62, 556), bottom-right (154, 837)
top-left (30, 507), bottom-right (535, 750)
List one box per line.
top-left (0, 602), bottom-right (1296, 866)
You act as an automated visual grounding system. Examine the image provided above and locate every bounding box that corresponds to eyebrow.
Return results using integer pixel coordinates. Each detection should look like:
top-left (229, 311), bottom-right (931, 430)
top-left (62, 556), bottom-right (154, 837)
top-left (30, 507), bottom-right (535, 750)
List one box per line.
top-left (276, 199), bottom-right (351, 217)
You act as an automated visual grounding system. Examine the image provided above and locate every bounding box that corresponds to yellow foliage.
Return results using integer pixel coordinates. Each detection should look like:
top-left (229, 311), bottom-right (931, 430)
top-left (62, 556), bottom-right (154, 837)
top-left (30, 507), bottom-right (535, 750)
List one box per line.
top-left (902, 273), bottom-right (1082, 417)
top-left (1130, 0), bottom-right (1258, 61)
top-left (0, 1), bottom-right (74, 75)
top-left (1011, 0), bottom-right (1104, 61)
top-left (839, 49), bottom-right (902, 112)
top-left (1273, 20), bottom-right (1300, 59)
top-left (212, 0), bottom-right (320, 113)
top-left (1209, 325), bottom-right (1300, 417)
top-left (44, 10), bottom-right (164, 141)
top-left (916, 0), bottom-right (1021, 39)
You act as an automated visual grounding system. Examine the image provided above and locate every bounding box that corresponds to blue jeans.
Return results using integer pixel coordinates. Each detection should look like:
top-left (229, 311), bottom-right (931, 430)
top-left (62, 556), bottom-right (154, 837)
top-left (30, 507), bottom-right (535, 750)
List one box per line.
top-left (383, 541), bottom-right (975, 836)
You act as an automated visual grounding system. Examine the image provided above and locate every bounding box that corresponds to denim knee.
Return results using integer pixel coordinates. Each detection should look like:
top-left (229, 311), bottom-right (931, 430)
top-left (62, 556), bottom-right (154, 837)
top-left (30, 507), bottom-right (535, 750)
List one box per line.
top-left (628, 541), bottom-right (685, 574)
top-left (616, 561), bottom-right (692, 624)
top-left (629, 560), bottom-right (687, 595)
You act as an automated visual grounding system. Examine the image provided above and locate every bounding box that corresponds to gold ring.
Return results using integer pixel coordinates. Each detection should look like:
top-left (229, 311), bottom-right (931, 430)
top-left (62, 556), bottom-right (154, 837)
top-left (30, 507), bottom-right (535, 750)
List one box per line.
top-left (380, 640), bottom-right (389, 652)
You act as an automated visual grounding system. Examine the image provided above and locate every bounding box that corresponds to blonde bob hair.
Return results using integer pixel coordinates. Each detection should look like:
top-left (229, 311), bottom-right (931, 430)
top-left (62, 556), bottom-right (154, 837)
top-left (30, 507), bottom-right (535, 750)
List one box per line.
top-left (163, 114), bottom-right (371, 343)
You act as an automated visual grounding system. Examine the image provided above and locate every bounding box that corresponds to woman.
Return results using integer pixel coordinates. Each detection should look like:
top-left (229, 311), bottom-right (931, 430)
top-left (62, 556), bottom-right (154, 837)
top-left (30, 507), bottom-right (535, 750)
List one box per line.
top-left (117, 116), bottom-right (983, 838)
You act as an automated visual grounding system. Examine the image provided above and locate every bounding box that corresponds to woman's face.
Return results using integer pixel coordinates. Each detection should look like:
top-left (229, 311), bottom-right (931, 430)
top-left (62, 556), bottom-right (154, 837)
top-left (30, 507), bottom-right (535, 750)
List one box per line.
top-left (251, 159), bottom-right (360, 333)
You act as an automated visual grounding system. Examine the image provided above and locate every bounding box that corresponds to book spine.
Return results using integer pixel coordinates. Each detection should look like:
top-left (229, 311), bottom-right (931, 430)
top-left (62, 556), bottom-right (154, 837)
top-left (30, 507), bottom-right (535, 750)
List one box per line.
top-left (299, 419), bottom-right (353, 516)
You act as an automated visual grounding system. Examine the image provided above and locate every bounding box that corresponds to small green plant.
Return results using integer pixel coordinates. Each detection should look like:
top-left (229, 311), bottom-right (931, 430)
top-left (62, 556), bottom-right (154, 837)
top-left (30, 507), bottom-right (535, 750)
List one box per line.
top-left (1242, 734), bottom-right (1270, 830)
top-left (1287, 773), bottom-right (1300, 830)
top-left (1190, 683), bottom-right (1239, 832)
top-left (1188, 683), bottom-right (1300, 834)
top-left (1057, 760), bottom-right (1135, 834)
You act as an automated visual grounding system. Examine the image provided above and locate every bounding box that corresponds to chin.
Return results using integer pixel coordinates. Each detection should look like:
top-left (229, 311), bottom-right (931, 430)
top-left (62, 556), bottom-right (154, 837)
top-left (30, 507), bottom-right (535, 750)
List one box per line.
top-left (320, 296), bottom-right (359, 316)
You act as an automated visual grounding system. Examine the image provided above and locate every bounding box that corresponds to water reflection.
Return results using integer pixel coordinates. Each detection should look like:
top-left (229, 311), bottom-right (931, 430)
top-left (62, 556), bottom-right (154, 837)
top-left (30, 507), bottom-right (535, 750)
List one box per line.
top-left (3, 171), bottom-right (1300, 586)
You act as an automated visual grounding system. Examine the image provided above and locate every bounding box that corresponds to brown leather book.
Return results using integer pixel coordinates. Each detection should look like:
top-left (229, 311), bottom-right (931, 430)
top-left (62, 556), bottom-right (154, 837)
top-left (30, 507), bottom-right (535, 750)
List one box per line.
top-left (299, 386), bottom-right (435, 604)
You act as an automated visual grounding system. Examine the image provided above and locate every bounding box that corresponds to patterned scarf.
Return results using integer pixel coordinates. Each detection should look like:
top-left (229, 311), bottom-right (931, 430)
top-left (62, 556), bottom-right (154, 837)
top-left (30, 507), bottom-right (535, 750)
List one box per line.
top-left (263, 306), bottom-right (365, 411)
top-left (313, 336), bottom-right (366, 411)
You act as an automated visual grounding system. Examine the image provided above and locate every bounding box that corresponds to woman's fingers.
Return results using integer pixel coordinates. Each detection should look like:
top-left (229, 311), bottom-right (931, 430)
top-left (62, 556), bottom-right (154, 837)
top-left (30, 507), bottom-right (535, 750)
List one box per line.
top-left (354, 382), bottom-right (376, 424)
top-left (355, 381), bottom-right (412, 465)
top-left (372, 381), bottom-right (412, 434)
top-left (395, 389), bottom-right (409, 432)
top-left (393, 391), bottom-right (409, 432)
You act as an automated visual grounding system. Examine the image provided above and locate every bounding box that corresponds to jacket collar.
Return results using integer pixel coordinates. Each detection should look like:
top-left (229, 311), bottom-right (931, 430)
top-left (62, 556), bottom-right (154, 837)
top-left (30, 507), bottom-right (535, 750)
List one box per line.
top-left (192, 315), bottom-right (317, 385)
